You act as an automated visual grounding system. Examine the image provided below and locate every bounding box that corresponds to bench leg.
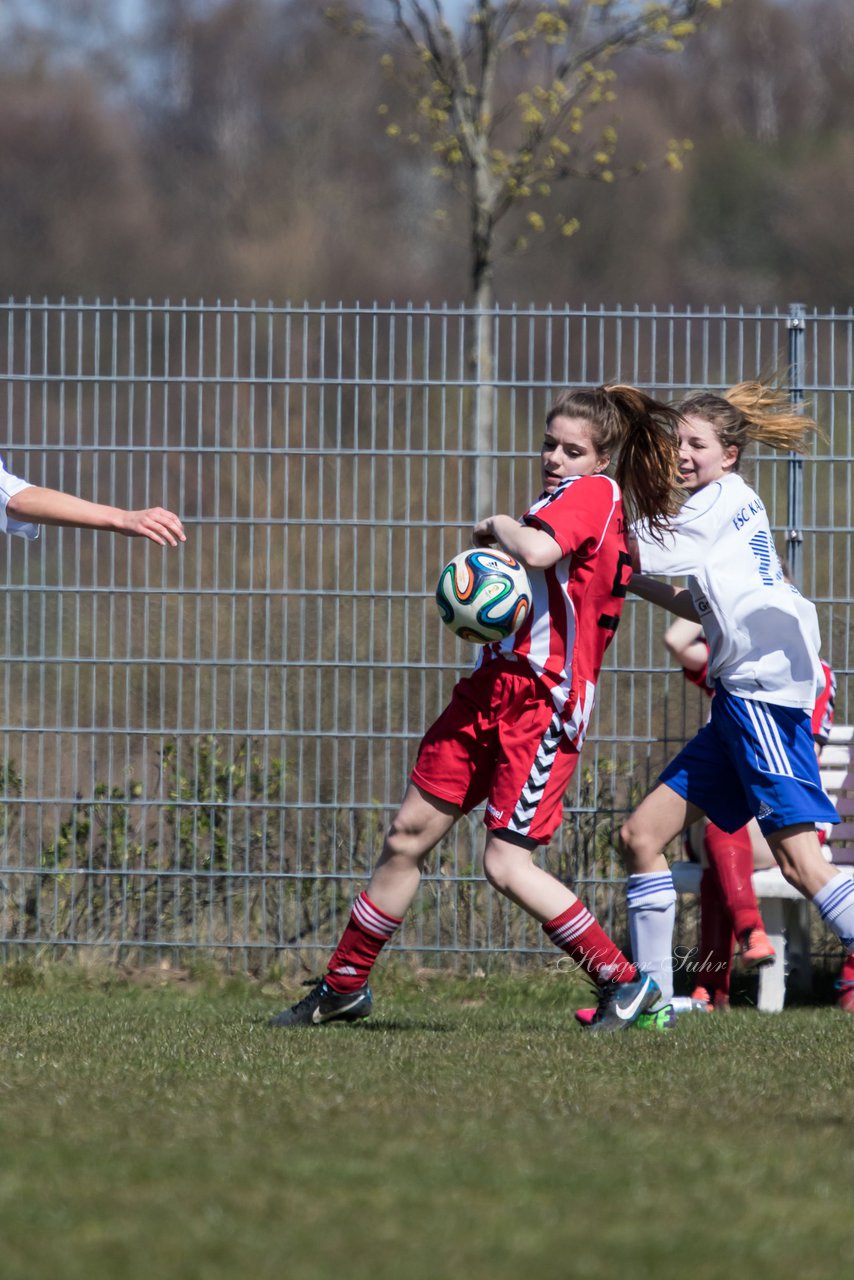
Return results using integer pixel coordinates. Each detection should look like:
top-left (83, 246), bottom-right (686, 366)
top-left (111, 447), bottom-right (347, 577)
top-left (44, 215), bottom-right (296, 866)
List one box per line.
top-left (783, 899), bottom-right (813, 1000)
top-left (757, 898), bottom-right (787, 1013)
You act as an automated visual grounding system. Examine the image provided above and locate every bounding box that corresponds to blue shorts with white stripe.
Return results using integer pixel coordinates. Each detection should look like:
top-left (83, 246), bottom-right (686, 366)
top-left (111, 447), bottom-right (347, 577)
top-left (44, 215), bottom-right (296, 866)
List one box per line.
top-left (659, 682), bottom-right (840, 836)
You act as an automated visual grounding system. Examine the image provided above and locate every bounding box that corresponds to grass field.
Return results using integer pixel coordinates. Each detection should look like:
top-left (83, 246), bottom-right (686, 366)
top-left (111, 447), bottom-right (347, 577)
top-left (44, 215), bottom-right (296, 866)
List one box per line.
top-left (0, 963), bottom-right (852, 1280)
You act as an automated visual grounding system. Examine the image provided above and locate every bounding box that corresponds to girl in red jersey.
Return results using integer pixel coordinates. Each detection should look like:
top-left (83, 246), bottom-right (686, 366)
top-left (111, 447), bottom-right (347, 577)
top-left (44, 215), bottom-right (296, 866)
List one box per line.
top-left (271, 385), bottom-right (683, 1033)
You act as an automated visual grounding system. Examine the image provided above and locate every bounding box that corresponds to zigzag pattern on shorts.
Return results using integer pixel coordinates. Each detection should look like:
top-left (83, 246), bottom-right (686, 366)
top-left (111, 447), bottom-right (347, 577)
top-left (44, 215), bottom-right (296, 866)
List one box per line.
top-left (506, 711), bottom-right (564, 837)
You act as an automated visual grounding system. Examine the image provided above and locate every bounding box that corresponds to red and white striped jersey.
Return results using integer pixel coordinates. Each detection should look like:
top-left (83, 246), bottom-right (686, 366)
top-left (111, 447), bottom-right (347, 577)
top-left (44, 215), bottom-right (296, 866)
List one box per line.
top-left (476, 473), bottom-right (631, 747)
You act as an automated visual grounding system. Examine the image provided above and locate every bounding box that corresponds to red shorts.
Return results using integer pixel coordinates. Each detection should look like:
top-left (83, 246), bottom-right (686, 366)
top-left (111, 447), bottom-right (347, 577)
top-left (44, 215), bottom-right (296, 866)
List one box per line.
top-left (410, 659), bottom-right (582, 848)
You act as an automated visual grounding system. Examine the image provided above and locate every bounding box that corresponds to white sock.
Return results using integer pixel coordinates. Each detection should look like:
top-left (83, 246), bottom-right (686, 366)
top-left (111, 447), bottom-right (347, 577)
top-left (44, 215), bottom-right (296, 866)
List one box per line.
top-left (813, 873), bottom-right (854, 951)
top-left (627, 871), bottom-right (677, 1007)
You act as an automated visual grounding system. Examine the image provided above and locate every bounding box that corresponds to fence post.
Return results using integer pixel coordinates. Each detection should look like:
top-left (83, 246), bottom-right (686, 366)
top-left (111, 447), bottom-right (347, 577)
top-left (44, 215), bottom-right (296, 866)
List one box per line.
top-left (786, 302), bottom-right (806, 585)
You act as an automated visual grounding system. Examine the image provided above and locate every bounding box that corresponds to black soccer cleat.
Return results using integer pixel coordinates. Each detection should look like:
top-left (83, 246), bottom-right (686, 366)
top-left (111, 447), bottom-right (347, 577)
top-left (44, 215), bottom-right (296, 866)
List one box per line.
top-left (268, 978), bottom-right (373, 1028)
top-left (582, 971), bottom-right (661, 1033)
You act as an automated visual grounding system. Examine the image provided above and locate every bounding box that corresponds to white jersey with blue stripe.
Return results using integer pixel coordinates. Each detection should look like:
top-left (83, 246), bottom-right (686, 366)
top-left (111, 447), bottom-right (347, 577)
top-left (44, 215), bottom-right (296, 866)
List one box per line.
top-left (0, 454), bottom-right (38, 540)
top-left (634, 472), bottom-right (823, 710)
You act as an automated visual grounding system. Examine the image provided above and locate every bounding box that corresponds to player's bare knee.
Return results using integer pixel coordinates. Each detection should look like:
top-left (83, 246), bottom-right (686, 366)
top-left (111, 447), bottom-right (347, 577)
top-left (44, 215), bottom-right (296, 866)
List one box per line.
top-left (482, 841), bottom-right (524, 895)
top-left (482, 851), bottom-right (503, 892)
top-left (482, 856), bottom-right (512, 895)
top-left (384, 816), bottom-right (431, 863)
top-left (619, 816), bottom-right (642, 860)
top-left (618, 817), bottom-right (658, 871)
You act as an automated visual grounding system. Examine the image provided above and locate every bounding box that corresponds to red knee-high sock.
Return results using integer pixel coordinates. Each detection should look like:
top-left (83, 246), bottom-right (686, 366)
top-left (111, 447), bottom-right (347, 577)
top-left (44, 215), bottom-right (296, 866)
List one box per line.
top-left (697, 866), bottom-right (733, 996)
top-left (544, 901), bottom-right (638, 984)
top-left (703, 822), bottom-right (763, 939)
top-left (326, 891), bottom-right (403, 994)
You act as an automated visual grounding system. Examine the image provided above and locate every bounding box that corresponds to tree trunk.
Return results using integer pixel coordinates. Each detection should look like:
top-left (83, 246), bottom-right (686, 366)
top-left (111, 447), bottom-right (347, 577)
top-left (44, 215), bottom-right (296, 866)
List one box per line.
top-left (470, 216), bottom-right (496, 520)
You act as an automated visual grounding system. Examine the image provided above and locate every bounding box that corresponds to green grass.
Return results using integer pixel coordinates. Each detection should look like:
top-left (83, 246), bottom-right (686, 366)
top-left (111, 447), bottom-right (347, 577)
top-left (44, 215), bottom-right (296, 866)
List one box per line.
top-left (0, 965), bottom-right (852, 1280)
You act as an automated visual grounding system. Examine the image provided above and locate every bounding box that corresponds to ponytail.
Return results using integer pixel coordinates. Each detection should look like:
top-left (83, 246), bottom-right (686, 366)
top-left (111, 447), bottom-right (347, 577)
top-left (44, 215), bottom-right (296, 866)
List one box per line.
top-left (545, 383), bottom-right (682, 533)
top-left (675, 380), bottom-right (819, 459)
top-left (600, 384), bottom-right (683, 532)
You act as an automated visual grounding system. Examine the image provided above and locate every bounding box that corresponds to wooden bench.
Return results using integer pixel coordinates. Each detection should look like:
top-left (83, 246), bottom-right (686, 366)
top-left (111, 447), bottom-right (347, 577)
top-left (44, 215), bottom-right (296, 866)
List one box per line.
top-left (671, 723), bottom-right (854, 1012)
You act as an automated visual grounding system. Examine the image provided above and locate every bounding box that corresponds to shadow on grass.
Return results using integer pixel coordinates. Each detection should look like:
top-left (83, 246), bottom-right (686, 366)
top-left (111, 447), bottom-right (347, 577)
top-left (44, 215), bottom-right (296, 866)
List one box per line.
top-left (252, 1012), bottom-right (455, 1033)
top-left (358, 1018), bottom-right (455, 1034)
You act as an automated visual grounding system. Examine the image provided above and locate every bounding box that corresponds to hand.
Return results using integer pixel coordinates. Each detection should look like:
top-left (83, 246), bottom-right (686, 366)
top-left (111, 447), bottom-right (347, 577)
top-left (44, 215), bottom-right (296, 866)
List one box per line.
top-left (120, 507), bottom-right (186, 547)
top-left (472, 517), bottom-right (496, 547)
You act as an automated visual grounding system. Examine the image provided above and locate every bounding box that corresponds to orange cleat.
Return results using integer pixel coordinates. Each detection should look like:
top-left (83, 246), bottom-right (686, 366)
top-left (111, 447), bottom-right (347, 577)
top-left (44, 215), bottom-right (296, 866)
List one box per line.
top-left (690, 985), bottom-right (730, 1012)
top-left (739, 927), bottom-right (776, 971)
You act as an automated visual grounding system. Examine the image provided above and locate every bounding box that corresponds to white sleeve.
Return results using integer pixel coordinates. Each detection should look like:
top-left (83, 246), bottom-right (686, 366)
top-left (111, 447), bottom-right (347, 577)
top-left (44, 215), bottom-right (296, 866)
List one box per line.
top-left (0, 456), bottom-right (40, 540)
top-left (634, 482), bottom-right (726, 577)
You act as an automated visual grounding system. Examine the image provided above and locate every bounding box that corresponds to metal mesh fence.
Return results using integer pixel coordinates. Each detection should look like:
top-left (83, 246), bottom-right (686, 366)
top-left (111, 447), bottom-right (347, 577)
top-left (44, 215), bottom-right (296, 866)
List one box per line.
top-left (0, 299), bottom-right (851, 973)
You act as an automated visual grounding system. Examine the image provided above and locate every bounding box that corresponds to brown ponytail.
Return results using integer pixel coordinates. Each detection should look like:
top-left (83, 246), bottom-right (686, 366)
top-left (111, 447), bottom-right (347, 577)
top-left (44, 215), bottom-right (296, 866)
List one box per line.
top-left (545, 384), bottom-right (682, 533)
top-left (602, 384), bottom-right (683, 531)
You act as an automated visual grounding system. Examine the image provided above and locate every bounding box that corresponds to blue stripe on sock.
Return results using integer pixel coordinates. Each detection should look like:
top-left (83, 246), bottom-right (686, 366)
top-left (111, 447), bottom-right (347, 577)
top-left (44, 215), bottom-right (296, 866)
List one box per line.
top-left (816, 877), bottom-right (854, 923)
top-left (627, 872), bottom-right (677, 909)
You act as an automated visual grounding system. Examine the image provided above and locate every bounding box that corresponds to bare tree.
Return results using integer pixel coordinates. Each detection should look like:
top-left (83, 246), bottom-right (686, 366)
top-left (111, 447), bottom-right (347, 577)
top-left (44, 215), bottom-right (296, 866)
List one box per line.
top-left (330, 0), bottom-right (727, 512)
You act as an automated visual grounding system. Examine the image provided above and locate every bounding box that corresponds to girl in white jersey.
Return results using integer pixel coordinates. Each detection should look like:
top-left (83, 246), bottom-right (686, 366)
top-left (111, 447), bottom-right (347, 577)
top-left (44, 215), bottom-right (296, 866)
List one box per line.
top-left (271, 385), bottom-right (685, 1033)
top-left (620, 383), bottom-right (854, 1017)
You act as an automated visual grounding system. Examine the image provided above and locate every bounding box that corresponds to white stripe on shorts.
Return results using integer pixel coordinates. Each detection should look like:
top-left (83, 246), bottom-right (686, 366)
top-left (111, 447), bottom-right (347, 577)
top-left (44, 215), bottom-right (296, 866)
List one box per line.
top-left (745, 699), bottom-right (794, 777)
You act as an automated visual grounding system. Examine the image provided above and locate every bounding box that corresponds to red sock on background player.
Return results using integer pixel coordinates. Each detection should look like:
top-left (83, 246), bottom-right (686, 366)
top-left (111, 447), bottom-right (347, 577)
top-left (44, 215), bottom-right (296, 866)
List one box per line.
top-left (696, 863), bottom-right (733, 1002)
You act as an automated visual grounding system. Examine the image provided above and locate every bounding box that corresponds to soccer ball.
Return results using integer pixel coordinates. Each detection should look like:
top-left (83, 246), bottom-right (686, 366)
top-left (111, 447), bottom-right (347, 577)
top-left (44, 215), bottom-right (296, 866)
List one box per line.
top-left (435, 548), bottom-right (532, 644)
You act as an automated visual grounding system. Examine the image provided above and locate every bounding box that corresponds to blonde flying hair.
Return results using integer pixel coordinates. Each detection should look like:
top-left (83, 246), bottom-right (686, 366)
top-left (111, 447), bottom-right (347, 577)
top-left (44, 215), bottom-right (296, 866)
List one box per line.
top-left (546, 383), bottom-right (682, 533)
top-left (673, 380), bottom-right (819, 459)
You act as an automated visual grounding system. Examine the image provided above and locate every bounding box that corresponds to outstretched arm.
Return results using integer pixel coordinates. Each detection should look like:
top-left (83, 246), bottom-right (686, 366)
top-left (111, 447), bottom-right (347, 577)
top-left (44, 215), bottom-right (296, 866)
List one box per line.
top-left (626, 532), bottom-right (699, 620)
top-left (628, 572), bottom-right (700, 622)
top-left (6, 487), bottom-right (185, 547)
